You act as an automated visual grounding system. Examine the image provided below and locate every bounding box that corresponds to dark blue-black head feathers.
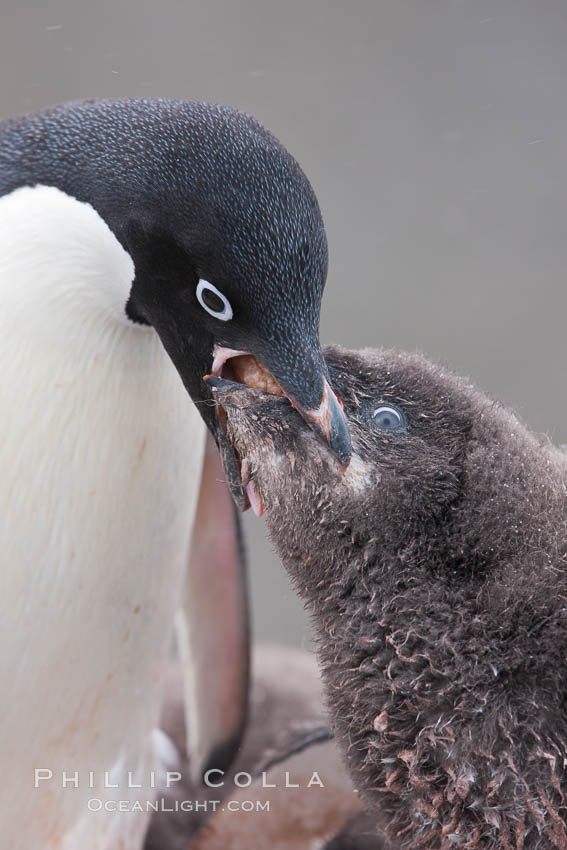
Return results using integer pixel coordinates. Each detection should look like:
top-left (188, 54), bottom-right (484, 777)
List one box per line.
top-left (0, 98), bottom-right (351, 503)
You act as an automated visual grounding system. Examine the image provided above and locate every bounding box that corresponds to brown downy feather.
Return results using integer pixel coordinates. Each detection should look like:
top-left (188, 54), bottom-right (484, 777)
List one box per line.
top-left (213, 346), bottom-right (567, 849)
top-left (144, 646), bottom-right (365, 850)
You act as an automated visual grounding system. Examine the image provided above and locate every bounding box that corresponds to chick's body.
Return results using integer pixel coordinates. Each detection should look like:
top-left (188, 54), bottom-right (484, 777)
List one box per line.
top-left (216, 346), bottom-right (567, 849)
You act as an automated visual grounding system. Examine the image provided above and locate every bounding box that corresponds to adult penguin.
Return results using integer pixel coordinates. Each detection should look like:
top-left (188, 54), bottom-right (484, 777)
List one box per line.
top-left (0, 99), bottom-right (351, 850)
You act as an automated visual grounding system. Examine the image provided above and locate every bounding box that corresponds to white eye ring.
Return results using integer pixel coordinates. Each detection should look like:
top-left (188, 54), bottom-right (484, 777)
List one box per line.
top-left (196, 279), bottom-right (233, 322)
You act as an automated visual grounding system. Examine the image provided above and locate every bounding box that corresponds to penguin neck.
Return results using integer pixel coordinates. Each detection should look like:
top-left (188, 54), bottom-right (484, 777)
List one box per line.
top-left (0, 108), bottom-right (183, 275)
top-left (2, 182), bottom-right (138, 323)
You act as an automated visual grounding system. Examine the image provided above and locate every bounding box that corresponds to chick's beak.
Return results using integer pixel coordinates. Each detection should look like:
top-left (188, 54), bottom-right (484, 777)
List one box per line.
top-left (206, 344), bottom-right (351, 470)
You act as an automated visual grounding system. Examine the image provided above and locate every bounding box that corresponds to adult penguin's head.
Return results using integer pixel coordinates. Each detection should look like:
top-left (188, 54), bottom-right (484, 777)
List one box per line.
top-left (0, 98), bottom-right (351, 505)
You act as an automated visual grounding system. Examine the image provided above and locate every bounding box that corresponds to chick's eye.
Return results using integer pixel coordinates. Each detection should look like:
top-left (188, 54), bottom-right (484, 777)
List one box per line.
top-left (196, 280), bottom-right (233, 321)
top-left (372, 404), bottom-right (406, 432)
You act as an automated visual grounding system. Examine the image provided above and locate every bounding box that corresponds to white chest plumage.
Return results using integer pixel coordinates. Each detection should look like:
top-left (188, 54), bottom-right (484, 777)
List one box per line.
top-left (0, 186), bottom-right (206, 849)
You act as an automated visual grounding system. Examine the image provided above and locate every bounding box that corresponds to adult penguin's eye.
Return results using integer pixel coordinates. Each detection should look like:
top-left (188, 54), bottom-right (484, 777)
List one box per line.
top-left (372, 404), bottom-right (407, 433)
top-left (196, 280), bottom-right (233, 321)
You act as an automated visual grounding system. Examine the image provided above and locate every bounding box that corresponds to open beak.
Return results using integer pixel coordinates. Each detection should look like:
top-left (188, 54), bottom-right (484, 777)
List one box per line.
top-left (205, 345), bottom-right (351, 510)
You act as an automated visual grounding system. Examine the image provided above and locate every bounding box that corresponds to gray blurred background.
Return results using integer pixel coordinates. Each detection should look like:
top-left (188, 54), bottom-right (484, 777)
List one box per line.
top-left (3, 0), bottom-right (566, 645)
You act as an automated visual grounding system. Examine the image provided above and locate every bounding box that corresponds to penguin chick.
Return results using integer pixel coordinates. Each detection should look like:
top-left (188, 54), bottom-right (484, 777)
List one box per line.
top-left (144, 646), bottom-right (363, 850)
top-left (210, 346), bottom-right (567, 849)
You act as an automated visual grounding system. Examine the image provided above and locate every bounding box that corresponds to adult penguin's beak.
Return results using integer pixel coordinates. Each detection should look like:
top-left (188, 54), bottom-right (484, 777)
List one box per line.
top-left (205, 344), bottom-right (351, 508)
top-left (286, 377), bottom-right (352, 469)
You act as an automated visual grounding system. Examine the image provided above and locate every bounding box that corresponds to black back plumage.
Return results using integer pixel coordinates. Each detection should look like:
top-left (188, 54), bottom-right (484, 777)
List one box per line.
top-left (214, 345), bottom-right (567, 849)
